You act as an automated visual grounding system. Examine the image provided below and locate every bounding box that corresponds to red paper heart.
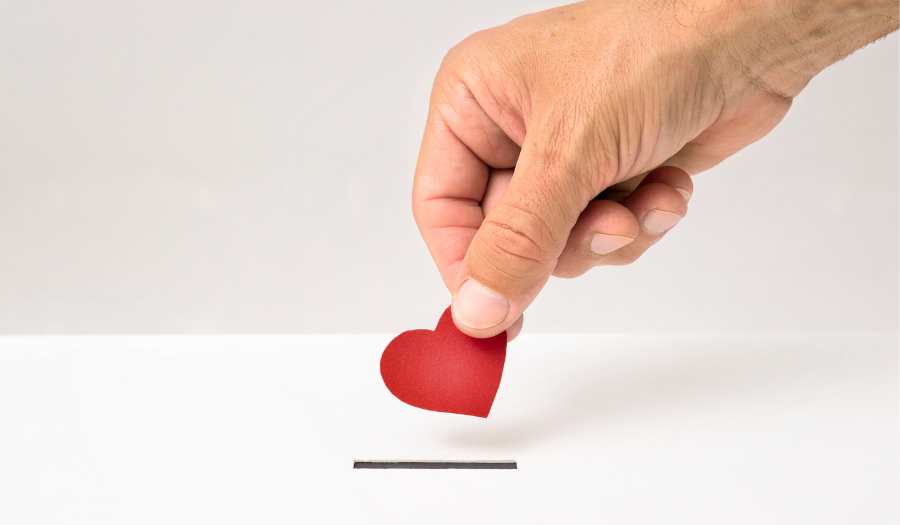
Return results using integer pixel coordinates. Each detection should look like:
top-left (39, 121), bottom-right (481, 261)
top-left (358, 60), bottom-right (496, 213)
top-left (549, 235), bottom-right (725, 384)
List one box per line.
top-left (380, 306), bottom-right (507, 418)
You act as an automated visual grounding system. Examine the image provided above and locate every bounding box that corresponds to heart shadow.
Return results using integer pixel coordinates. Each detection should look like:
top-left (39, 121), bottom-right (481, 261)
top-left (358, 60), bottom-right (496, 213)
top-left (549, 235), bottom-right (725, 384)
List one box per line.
top-left (439, 334), bottom-right (889, 450)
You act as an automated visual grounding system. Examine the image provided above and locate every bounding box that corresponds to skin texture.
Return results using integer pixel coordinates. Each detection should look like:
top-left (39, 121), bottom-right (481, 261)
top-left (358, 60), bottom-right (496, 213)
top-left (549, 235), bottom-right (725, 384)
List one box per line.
top-left (412, 0), bottom-right (899, 340)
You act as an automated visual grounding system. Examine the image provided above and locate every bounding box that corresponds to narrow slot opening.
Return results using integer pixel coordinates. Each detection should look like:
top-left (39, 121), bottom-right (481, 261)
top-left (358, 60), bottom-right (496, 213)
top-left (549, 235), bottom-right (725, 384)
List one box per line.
top-left (353, 460), bottom-right (517, 470)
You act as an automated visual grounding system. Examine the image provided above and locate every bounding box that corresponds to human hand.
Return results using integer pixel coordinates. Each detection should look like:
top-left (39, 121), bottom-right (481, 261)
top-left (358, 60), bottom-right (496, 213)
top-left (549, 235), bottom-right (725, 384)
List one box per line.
top-left (412, 0), bottom-right (898, 340)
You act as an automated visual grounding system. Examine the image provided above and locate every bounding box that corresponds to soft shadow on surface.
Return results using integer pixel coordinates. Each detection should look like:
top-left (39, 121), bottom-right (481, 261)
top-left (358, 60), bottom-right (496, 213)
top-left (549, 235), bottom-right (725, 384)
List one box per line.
top-left (440, 335), bottom-right (896, 449)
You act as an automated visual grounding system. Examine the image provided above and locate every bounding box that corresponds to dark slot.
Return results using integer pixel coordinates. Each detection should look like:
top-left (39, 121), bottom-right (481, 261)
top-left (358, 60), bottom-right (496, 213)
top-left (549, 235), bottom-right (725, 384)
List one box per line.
top-left (353, 460), bottom-right (517, 470)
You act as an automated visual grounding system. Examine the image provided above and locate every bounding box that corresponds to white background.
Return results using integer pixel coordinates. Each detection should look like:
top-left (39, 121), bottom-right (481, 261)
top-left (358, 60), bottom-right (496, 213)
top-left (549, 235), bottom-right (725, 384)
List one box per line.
top-left (0, 1), bottom-right (896, 334)
top-left (0, 334), bottom-right (896, 523)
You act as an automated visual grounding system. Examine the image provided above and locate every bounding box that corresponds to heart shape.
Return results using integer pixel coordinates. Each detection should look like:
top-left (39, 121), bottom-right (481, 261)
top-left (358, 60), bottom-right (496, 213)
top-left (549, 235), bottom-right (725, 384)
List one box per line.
top-left (380, 306), bottom-right (507, 418)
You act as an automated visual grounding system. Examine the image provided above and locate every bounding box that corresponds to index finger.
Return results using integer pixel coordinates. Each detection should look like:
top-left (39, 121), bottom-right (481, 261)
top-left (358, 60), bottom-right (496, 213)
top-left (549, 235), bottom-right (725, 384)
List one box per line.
top-left (411, 80), bottom-right (521, 291)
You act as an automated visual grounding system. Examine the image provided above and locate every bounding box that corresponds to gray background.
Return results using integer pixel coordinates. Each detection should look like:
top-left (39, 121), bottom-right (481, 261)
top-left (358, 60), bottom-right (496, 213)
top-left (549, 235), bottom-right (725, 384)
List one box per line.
top-left (0, 1), bottom-right (896, 334)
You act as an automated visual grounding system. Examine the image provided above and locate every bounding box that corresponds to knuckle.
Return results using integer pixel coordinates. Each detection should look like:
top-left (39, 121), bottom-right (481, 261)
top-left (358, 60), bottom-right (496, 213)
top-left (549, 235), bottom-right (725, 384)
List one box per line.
top-left (478, 204), bottom-right (557, 279)
top-left (532, 110), bottom-right (620, 197)
top-left (440, 29), bottom-right (494, 73)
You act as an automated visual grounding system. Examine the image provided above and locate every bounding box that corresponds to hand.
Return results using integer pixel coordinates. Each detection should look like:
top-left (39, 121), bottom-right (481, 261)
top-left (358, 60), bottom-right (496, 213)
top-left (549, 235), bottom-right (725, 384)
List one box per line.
top-left (412, 0), bottom-right (898, 340)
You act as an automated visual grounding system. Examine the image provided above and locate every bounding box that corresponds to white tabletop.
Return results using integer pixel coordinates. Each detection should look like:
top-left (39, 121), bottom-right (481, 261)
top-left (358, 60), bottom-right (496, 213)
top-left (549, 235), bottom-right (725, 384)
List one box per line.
top-left (0, 333), bottom-right (896, 524)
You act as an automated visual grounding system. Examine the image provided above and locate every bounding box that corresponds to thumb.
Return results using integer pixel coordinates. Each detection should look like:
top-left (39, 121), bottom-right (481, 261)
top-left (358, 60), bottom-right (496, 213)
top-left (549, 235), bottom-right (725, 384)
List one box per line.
top-left (451, 133), bottom-right (596, 337)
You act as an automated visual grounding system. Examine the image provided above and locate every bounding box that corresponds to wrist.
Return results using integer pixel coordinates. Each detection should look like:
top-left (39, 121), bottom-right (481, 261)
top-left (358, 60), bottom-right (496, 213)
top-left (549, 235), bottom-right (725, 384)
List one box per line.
top-left (711, 0), bottom-right (898, 98)
top-left (669, 0), bottom-right (898, 100)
